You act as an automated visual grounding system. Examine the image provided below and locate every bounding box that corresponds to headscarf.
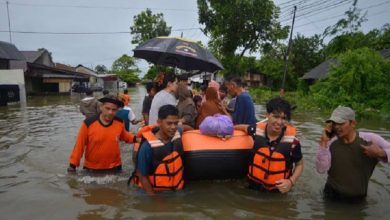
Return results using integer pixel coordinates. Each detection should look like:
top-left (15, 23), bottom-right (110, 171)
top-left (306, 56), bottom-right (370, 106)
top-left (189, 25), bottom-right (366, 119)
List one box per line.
top-left (195, 87), bottom-right (229, 128)
top-left (177, 83), bottom-right (197, 128)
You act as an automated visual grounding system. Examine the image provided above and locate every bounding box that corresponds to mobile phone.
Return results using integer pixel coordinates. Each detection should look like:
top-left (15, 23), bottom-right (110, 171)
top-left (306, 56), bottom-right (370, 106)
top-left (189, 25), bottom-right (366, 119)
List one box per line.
top-left (325, 122), bottom-right (336, 138)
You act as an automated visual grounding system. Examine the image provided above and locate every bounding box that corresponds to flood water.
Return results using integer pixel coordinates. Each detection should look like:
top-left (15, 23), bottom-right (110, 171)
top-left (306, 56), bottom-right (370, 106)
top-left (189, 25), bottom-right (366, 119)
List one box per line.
top-left (0, 86), bottom-right (389, 220)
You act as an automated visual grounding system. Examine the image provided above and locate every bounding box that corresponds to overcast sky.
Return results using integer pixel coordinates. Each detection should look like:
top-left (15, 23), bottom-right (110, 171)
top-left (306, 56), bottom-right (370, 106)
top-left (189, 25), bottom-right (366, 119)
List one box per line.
top-left (0, 0), bottom-right (389, 75)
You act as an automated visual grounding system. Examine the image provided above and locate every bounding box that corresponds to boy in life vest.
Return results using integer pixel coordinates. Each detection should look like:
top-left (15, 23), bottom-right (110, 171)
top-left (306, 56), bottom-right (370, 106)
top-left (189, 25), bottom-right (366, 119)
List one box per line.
top-left (235, 97), bottom-right (304, 193)
top-left (68, 95), bottom-right (136, 173)
top-left (132, 104), bottom-right (184, 194)
top-left (316, 106), bottom-right (390, 200)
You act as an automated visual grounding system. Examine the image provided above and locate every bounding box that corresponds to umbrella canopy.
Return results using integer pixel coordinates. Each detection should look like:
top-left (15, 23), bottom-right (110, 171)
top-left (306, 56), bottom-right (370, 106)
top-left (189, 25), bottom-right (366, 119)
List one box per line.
top-left (133, 37), bottom-right (223, 72)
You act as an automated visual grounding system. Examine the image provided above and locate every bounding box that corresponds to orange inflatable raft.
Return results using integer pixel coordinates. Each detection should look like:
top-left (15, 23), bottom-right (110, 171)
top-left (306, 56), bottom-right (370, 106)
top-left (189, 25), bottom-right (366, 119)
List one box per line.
top-left (182, 130), bottom-right (254, 180)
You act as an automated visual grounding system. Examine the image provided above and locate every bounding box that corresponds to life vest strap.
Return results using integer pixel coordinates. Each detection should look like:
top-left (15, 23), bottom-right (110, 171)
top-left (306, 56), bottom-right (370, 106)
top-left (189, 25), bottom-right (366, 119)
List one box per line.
top-left (153, 164), bottom-right (184, 177)
top-left (157, 152), bottom-right (182, 164)
top-left (255, 150), bottom-right (287, 162)
top-left (249, 164), bottom-right (290, 175)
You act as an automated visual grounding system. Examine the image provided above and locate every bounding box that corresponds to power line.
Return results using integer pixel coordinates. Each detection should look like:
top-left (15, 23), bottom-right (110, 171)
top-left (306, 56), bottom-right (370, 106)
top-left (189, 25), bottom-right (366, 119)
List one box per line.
top-left (0, 28), bottom-right (202, 35)
top-left (0, 1), bottom-right (196, 12)
top-left (289, 0), bottom-right (390, 30)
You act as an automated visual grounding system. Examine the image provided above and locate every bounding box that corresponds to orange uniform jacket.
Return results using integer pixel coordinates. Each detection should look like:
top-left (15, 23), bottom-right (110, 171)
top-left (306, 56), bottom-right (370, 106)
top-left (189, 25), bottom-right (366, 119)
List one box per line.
top-left (69, 116), bottom-right (135, 170)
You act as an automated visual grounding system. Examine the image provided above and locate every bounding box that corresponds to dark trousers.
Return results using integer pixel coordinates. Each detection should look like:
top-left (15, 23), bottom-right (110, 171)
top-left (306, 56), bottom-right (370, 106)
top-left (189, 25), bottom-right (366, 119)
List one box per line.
top-left (323, 183), bottom-right (366, 202)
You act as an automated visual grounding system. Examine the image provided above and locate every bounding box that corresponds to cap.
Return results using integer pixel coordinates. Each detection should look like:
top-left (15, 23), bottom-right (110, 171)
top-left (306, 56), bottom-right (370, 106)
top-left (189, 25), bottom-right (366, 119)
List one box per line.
top-left (98, 95), bottom-right (124, 108)
top-left (326, 106), bottom-right (355, 123)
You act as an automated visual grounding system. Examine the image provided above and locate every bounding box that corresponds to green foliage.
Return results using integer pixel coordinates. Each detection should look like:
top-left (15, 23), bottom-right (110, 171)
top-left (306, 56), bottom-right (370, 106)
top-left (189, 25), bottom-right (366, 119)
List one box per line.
top-left (323, 2), bottom-right (367, 37)
top-left (111, 54), bottom-right (140, 85)
top-left (372, 24), bottom-right (390, 50)
top-left (94, 65), bottom-right (108, 74)
top-left (142, 65), bottom-right (173, 80)
top-left (310, 48), bottom-right (390, 114)
top-left (130, 8), bottom-right (172, 46)
top-left (324, 32), bottom-right (371, 57)
top-left (290, 34), bottom-right (324, 77)
top-left (221, 55), bottom-right (258, 76)
top-left (198, 0), bottom-right (288, 57)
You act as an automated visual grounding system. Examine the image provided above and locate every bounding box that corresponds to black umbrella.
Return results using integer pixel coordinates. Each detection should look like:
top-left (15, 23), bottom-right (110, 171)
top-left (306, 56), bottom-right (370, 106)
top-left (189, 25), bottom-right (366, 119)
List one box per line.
top-left (133, 37), bottom-right (223, 72)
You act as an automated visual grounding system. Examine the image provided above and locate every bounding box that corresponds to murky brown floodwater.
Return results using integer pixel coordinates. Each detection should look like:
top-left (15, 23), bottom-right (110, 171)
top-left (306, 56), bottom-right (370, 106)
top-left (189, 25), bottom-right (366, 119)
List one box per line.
top-left (0, 86), bottom-right (389, 220)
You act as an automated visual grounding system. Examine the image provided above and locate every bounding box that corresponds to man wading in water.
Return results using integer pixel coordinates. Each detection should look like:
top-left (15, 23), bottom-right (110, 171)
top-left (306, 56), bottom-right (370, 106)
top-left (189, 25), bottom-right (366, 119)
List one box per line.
top-left (316, 106), bottom-right (390, 201)
top-left (68, 95), bottom-right (136, 173)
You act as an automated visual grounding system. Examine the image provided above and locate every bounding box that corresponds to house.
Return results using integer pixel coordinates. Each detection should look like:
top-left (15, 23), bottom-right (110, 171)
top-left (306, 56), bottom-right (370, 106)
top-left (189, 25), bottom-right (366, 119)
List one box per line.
top-left (75, 64), bottom-right (120, 91)
top-left (55, 63), bottom-right (89, 92)
top-left (244, 72), bottom-right (265, 87)
top-left (301, 59), bottom-right (337, 83)
top-left (302, 49), bottom-right (390, 83)
top-left (9, 49), bottom-right (88, 95)
top-left (0, 41), bottom-right (27, 106)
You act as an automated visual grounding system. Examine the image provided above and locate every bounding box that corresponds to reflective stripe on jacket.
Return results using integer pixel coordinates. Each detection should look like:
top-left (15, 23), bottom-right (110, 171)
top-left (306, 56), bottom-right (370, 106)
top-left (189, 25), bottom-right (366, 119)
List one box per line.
top-left (248, 121), bottom-right (297, 190)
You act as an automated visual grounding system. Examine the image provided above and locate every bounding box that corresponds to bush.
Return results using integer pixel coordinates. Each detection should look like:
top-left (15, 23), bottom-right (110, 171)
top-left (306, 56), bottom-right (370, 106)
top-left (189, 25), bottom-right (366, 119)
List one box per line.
top-left (309, 47), bottom-right (390, 115)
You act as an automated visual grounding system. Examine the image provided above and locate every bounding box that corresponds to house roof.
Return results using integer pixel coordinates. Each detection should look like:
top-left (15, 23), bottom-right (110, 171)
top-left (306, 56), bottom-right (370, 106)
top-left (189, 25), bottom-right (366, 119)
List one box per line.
top-left (21, 50), bottom-right (45, 63)
top-left (302, 49), bottom-right (390, 80)
top-left (301, 59), bottom-right (337, 80)
top-left (76, 64), bottom-right (99, 77)
top-left (379, 48), bottom-right (390, 59)
top-left (55, 63), bottom-right (77, 72)
top-left (0, 41), bottom-right (25, 60)
top-left (28, 62), bottom-right (89, 80)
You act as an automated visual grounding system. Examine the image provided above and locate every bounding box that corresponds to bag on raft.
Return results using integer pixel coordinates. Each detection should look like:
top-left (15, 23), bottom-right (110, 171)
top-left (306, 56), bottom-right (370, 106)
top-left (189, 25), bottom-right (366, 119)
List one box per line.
top-left (199, 114), bottom-right (234, 137)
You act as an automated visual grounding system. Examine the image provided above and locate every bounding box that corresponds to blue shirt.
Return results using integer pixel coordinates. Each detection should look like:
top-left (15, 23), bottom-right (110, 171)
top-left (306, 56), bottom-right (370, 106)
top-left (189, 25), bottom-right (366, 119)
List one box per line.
top-left (232, 92), bottom-right (256, 125)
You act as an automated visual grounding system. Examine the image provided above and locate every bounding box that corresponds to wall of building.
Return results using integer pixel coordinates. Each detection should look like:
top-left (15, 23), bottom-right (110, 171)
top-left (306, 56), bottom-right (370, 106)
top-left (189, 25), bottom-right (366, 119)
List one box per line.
top-left (0, 69), bottom-right (25, 84)
top-left (0, 69), bottom-right (26, 105)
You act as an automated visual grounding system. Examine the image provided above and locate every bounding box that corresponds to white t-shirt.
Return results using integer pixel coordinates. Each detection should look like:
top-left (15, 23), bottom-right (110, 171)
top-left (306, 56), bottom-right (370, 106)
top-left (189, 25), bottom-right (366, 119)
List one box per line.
top-left (123, 106), bottom-right (136, 121)
top-left (148, 90), bottom-right (177, 125)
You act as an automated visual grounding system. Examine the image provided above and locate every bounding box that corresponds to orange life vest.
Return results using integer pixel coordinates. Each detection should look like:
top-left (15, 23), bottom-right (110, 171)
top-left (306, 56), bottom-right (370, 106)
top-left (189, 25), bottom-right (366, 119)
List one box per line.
top-left (131, 127), bottom-right (184, 191)
top-left (248, 121), bottom-right (297, 190)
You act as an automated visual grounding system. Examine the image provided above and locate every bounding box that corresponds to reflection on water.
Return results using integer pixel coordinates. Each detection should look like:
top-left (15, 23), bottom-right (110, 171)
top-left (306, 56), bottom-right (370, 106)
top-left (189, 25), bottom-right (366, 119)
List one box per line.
top-left (0, 86), bottom-right (389, 220)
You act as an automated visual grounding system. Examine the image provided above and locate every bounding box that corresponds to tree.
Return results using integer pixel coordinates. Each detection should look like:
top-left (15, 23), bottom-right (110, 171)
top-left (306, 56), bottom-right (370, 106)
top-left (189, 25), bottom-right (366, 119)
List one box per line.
top-left (143, 65), bottom-right (172, 81)
top-left (94, 65), bottom-right (108, 74)
top-left (130, 8), bottom-right (172, 46)
top-left (111, 55), bottom-right (140, 86)
top-left (198, 0), bottom-right (288, 58)
top-left (290, 34), bottom-right (324, 77)
top-left (310, 47), bottom-right (390, 113)
top-left (323, 1), bottom-right (367, 38)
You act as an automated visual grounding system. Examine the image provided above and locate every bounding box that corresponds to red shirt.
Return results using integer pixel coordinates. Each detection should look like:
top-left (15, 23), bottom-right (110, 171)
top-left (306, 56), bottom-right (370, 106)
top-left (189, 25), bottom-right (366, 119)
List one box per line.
top-left (69, 116), bottom-right (135, 169)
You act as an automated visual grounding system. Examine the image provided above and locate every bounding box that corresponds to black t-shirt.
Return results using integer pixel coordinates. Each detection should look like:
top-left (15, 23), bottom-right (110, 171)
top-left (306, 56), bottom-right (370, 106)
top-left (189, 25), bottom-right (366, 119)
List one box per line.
top-left (142, 95), bottom-right (153, 114)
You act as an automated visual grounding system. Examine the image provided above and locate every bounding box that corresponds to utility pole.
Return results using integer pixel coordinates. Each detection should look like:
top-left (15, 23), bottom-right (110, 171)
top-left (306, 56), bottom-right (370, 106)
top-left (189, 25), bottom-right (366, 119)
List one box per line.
top-left (280, 5), bottom-right (297, 97)
top-left (6, 1), bottom-right (12, 43)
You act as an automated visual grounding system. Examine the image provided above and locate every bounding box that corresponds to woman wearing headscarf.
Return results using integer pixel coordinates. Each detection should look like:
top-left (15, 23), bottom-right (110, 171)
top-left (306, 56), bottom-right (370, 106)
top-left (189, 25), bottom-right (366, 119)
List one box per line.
top-left (176, 83), bottom-right (197, 128)
top-left (195, 87), bottom-right (229, 128)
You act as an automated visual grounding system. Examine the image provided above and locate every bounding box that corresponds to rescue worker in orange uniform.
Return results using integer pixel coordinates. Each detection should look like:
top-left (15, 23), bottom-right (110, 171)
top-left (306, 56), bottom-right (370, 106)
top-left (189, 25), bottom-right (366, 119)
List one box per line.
top-left (67, 95), bottom-right (136, 172)
top-left (131, 104), bottom-right (184, 194)
top-left (235, 97), bottom-right (304, 193)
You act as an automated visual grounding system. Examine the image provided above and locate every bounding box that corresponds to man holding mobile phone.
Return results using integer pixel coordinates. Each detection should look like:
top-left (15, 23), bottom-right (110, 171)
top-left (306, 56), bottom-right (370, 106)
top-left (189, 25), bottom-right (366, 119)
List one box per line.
top-left (316, 106), bottom-right (390, 201)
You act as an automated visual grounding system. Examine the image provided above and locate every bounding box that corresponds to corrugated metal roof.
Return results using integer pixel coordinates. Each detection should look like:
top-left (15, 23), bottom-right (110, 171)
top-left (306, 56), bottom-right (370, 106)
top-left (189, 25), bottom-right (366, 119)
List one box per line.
top-left (302, 49), bottom-right (390, 80)
top-left (0, 41), bottom-right (25, 60)
top-left (301, 59), bottom-right (337, 80)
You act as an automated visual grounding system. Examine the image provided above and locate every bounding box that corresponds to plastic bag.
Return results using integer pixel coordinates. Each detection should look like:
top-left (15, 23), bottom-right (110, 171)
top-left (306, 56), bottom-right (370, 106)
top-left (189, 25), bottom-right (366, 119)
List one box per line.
top-left (199, 114), bottom-right (234, 137)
